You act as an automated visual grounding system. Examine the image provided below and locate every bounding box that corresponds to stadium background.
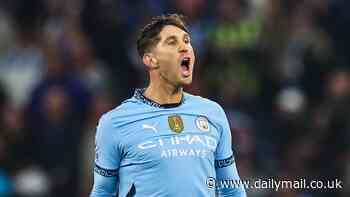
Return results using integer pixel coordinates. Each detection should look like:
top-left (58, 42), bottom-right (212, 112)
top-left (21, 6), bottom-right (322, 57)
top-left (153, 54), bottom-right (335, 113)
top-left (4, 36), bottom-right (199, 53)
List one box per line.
top-left (0, 0), bottom-right (349, 196)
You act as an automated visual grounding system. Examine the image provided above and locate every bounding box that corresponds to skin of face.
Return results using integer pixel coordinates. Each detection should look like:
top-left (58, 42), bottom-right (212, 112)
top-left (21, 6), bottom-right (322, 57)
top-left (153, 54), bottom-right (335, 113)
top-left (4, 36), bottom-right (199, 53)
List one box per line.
top-left (145, 25), bottom-right (196, 88)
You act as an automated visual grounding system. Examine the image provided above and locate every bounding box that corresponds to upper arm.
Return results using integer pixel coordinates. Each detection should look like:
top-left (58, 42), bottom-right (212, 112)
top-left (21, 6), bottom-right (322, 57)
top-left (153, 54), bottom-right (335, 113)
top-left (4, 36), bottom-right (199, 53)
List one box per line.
top-left (90, 114), bottom-right (121, 197)
top-left (95, 114), bottom-right (121, 169)
top-left (215, 105), bottom-right (233, 161)
top-left (214, 105), bottom-right (247, 196)
top-left (214, 105), bottom-right (236, 180)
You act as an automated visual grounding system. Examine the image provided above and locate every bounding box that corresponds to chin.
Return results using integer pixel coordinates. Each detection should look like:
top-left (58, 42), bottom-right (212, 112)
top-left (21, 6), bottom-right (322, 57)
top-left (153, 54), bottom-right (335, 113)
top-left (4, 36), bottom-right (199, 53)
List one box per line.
top-left (180, 78), bottom-right (193, 86)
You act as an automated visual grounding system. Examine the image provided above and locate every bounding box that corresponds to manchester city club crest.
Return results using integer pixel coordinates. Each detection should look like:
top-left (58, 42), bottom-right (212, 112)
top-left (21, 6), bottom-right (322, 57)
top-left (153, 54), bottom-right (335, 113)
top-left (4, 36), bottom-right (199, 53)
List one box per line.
top-left (168, 115), bottom-right (184, 133)
top-left (195, 116), bottom-right (210, 132)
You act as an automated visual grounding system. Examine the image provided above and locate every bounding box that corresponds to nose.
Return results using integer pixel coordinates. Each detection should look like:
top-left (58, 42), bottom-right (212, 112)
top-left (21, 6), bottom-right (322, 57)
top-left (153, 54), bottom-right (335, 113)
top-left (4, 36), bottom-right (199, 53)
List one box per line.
top-left (178, 42), bottom-right (189, 53)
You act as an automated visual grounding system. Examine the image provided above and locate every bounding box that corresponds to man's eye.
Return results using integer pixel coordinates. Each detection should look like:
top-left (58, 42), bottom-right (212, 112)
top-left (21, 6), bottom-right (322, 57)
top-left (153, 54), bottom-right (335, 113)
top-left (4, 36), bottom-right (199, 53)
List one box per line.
top-left (168, 41), bottom-right (176, 45)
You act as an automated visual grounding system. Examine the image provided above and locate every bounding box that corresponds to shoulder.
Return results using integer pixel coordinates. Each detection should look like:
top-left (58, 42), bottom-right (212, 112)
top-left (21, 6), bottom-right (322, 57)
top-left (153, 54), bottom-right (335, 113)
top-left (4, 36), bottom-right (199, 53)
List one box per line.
top-left (95, 101), bottom-right (132, 141)
top-left (99, 97), bottom-right (139, 126)
top-left (184, 92), bottom-right (226, 115)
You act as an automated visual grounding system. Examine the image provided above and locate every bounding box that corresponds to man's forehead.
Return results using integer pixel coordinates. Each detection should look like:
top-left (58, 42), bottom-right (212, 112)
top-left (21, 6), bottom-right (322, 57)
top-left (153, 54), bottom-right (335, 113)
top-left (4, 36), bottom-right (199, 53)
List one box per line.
top-left (159, 25), bottom-right (189, 39)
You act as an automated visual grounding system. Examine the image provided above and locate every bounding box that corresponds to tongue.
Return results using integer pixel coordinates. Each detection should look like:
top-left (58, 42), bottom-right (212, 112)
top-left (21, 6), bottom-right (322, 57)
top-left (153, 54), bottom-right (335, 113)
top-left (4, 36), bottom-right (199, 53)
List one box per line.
top-left (181, 65), bottom-right (191, 77)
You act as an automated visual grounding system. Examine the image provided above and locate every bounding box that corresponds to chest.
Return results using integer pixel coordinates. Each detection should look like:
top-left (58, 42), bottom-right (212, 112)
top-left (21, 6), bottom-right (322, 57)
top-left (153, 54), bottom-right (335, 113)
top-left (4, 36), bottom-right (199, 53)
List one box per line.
top-left (120, 113), bottom-right (221, 163)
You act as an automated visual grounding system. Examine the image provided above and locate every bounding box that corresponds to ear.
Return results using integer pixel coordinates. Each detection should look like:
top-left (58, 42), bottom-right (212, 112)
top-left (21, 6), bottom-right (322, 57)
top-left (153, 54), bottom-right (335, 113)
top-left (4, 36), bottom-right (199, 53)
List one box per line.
top-left (142, 54), bottom-right (151, 67)
top-left (143, 53), bottom-right (159, 69)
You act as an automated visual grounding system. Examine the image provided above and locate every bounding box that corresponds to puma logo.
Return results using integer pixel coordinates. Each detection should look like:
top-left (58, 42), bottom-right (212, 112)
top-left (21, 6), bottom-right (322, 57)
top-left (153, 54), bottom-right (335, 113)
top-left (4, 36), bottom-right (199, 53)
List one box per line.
top-left (142, 123), bottom-right (158, 133)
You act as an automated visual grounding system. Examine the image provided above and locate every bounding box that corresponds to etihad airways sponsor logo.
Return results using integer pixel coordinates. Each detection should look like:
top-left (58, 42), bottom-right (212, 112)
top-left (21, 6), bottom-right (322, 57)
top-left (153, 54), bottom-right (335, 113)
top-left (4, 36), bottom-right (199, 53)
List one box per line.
top-left (160, 148), bottom-right (209, 158)
top-left (137, 134), bottom-right (217, 150)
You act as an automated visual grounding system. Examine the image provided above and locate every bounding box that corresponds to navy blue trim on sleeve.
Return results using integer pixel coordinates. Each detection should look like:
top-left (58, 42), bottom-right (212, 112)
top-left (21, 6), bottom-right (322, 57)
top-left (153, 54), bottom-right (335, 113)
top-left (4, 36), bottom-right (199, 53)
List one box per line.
top-left (126, 184), bottom-right (136, 197)
top-left (215, 155), bottom-right (235, 168)
top-left (94, 163), bottom-right (118, 177)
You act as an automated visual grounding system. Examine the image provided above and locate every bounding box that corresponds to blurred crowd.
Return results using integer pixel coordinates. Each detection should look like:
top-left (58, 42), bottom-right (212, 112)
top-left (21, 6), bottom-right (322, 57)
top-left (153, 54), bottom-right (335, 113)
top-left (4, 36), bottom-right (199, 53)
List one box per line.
top-left (0, 0), bottom-right (349, 196)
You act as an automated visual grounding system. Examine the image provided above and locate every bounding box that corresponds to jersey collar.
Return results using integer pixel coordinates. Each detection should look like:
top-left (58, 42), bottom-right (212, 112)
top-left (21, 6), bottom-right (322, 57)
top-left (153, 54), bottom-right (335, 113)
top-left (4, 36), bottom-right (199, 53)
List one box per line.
top-left (133, 88), bottom-right (184, 108)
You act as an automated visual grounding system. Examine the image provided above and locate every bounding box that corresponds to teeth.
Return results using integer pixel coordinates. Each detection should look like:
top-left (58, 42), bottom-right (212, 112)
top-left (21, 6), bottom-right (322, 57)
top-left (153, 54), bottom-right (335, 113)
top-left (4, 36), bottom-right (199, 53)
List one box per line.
top-left (181, 57), bottom-right (190, 67)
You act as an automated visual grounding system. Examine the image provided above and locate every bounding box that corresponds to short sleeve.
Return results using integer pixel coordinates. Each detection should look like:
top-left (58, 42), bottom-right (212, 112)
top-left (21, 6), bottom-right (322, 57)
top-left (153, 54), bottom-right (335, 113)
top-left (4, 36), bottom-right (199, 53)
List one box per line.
top-left (90, 114), bottom-right (121, 197)
top-left (215, 106), bottom-right (234, 161)
top-left (213, 105), bottom-right (247, 196)
top-left (94, 114), bottom-right (121, 173)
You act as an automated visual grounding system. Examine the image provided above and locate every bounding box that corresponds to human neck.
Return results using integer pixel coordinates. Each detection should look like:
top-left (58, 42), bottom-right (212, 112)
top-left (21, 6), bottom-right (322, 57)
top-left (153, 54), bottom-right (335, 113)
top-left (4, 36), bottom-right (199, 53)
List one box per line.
top-left (144, 80), bottom-right (183, 105)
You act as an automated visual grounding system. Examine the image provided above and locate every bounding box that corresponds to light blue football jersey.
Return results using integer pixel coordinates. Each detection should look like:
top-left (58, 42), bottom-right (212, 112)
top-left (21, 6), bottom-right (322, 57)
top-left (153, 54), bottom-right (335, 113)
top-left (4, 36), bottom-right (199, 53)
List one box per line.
top-left (90, 89), bottom-right (246, 197)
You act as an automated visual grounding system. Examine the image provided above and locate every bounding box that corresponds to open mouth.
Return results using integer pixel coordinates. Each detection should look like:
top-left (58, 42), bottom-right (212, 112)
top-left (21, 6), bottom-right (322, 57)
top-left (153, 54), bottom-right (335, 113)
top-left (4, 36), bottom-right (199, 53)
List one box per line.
top-left (180, 57), bottom-right (191, 77)
top-left (181, 57), bottom-right (191, 69)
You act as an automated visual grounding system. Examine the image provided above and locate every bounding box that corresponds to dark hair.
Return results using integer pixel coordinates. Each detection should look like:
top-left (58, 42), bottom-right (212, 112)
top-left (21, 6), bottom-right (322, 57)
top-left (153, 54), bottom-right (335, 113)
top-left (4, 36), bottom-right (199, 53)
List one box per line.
top-left (136, 14), bottom-right (189, 58)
